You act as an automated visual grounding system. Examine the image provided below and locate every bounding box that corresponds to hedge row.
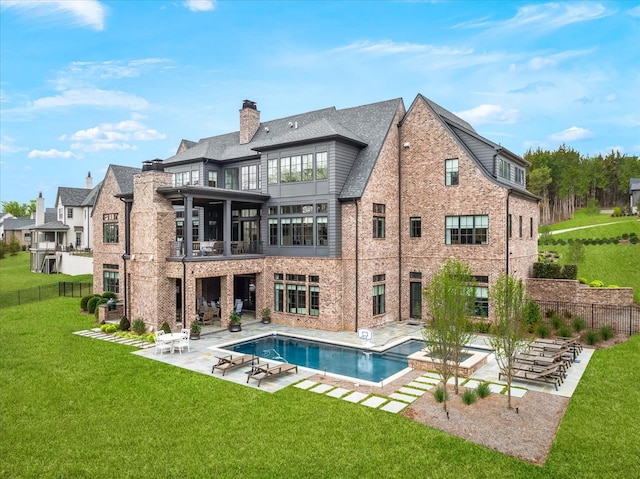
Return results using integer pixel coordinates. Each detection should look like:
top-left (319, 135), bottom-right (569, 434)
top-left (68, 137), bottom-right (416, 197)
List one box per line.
top-left (532, 262), bottom-right (578, 280)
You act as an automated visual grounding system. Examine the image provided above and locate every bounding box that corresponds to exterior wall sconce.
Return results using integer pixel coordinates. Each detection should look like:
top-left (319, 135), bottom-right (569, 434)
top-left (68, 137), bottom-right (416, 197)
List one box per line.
top-left (403, 142), bottom-right (410, 148)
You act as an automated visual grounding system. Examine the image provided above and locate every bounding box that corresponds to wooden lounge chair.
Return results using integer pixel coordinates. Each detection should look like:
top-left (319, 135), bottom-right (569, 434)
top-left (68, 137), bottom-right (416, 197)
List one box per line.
top-left (501, 363), bottom-right (562, 390)
top-left (246, 362), bottom-right (298, 387)
top-left (211, 354), bottom-right (255, 376)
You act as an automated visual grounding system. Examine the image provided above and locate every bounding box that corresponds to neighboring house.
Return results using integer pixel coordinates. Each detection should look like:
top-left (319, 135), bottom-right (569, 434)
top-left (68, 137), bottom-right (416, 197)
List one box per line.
top-left (54, 172), bottom-right (98, 251)
top-left (2, 217), bottom-right (33, 248)
top-left (0, 211), bottom-right (17, 242)
top-left (630, 178), bottom-right (640, 214)
top-left (92, 95), bottom-right (539, 332)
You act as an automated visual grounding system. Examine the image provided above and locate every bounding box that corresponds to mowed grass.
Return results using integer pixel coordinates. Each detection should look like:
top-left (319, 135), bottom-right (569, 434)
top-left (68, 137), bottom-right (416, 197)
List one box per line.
top-left (1, 298), bottom-right (640, 478)
top-left (0, 251), bottom-right (92, 292)
top-left (546, 209), bottom-right (638, 231)
top-left (541, 220), bottom-right (640, 302)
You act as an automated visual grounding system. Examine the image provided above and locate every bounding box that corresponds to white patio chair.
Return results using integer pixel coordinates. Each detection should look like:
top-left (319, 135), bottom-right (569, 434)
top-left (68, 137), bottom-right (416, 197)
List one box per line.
top-left (173, 328), bottom-right (191, 354)
top-left (154, 331), bottom-right (171, 356)
top-left (234, 299), bottom-right (243, 316)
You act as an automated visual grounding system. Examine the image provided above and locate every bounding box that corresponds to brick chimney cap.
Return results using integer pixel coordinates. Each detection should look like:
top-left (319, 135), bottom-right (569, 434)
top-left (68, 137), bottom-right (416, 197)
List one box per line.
top-left (242, 100), bottom-right (257, 110)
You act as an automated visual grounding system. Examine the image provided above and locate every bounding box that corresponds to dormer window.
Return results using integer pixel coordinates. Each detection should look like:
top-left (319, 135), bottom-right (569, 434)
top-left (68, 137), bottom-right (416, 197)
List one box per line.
top-left (498, 159), bottom-right (511, 180)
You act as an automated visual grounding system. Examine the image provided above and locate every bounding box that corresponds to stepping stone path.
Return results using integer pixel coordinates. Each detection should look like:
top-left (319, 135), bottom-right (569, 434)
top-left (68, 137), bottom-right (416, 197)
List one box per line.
top-left (74, 329), bottom-right (154, 349)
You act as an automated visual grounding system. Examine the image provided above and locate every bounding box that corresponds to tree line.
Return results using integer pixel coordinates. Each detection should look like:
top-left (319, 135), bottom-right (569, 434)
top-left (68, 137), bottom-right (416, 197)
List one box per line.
top-left (525, 146), bottom-right (640, 224)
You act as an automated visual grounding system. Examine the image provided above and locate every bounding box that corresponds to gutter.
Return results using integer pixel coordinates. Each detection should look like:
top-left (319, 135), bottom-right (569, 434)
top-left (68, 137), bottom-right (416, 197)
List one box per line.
top-left (354, 199), bottom-right (359, 332)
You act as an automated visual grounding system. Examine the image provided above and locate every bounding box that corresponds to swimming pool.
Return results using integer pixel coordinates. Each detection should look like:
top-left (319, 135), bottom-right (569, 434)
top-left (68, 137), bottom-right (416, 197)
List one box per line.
top-left (221, 334), bottom-right (426, 383)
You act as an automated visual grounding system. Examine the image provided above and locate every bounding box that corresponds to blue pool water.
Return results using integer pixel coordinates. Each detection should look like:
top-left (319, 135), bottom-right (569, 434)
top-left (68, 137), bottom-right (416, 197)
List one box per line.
top-left (223, 334), bottom-right (426, 383)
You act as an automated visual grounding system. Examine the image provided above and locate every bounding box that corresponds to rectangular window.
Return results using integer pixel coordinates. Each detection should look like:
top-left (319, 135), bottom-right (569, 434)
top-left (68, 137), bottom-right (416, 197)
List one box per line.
top-left (268, 206), bottom-right (278, 215)
top-left (103, 213), bottom-right (118, 221)
top-left (225, 169), bottom-right (239, 190)
top-left (269, 219), bottom-right (278, 245)
top-left (445, 215), bottom-right (488, 245)
top-left (373, 284), bottom-right (385, 315)
top-left (316, 152), bottom-right (328, 180)
top-left (191, 170), bottom-right (200, 186)
top-left (208, 171), bottom-right (218, 187)
top-left (474, 286), bottom-right (489, 317)
top-left (373, 274), bottom-right (386, 282)
top-left (515, 167), bottom-right (525, 185)
top-left (268, 159), bottom-right (278, 184)
top-left (309, 275), bottom-right (320, 283)
top-left (103, 223), bottom-right (119, 243)
top-left (287, 284), bottom-right (306, 314)
top-left (316, 217), bottom-right (328, 246)
top-left (410, 217), bottom-right (421, 238)
top-left (530, 217), bottom-right (533, 238)
top-left (280, 156), bottom-right (302, 183)
top-left (519, 216), bottom-right (523, 238)
top-left (302, 154), bottom-right (314, 181)
top-left (445, 159), bottom-right (459, 186)
top-left (373, 203), bottom-right (385, 239)
top-left (280, 218), bottom-right (291, 245)
top-left (274, 273), bottom-right (284, 280)
top-left (274, 283), bottom-right (284, 312)
top-left (499, 159), bottom-right (511, 180)
top-left (409, 272), bottom-right (422, 279)
top-left (309, 285), bottom-right (319, 316)
top-left (316, 203), bottom-right (327, 213)
top-left (103, 270), bottom-right (119, 294)
top-left (241, 164), bottom-right (258, 190)
top-left (286, 274), bottom-right (306, 282)
top-left (67, 208), bottom-right (73, 219)
top-left (508, 214), bottom-right (513, 238)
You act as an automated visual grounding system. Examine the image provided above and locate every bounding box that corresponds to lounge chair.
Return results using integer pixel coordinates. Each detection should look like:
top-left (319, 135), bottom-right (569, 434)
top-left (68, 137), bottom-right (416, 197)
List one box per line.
top-left (211, 354), bottom-right (255, 376)
top-left (501, 363), bottom-right (562, 390)
top-left (246, 362), bottom-right (298, 387)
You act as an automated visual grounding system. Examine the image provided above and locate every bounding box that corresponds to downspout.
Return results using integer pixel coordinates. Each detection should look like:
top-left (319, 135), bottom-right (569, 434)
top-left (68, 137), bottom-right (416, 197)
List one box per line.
top-left (119, 197), bottom-right (132, 320)
top-left (354, 199), bottom-right (359, 332)
top-left (506, 188), bottom-right (512, 276)
top-left (397, 121), bottom-right (403, 322)
top-left (181, 255), bottom-right (187, 326)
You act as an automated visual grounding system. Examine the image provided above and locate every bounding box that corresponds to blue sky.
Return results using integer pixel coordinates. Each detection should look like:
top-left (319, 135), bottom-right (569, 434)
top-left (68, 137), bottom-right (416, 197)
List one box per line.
top-left (1, 0), bottom-right (639, 206)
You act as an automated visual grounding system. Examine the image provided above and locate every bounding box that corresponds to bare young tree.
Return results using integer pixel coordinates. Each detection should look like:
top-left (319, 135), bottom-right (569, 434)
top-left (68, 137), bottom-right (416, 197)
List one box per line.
top-left (423, 258), bottom-right (476, 410)
top-left (488, 274), bottom-right (530, 410)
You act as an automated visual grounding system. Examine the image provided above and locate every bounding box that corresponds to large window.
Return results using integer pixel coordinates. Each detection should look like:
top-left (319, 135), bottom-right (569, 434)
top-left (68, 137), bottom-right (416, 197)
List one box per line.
top-left (373, 203), bottom-right (385, 238)
top-left (316, 217), bottom-right (328, 246)
top-left (410, 217), bottom-right (421, 238)
top-left (103, 222), bottom-right (119, 243)
top-left (287, 284), bottom-right (306, 314)
top-left (274, 283), bottom-right (284, 312)
top-left (241, 164), bottom-right (259, 190)
top-left (515, 167), bottom-right (525, 185)
top-left (225, 168), bottom-right (239, 190)
top-left (174, 170), bottom-right (200, 187)
top-left (274, 274), bottom-right (320, 316)
top-left (208, 171), bottom-right (218, 187)
top-left (280, 156), bottom-right (302, 183)
top-left (373, 283), bottom-right (385, 316)
top-left (445, 215), bottom-right (488, 245)
top-left (271, 202), bottom-right (328, 247)
top-left (269, 219), bottom-right (278, 245)
top-left (302, 154), bottom-right (314, 181)
top-left (309, 286), bottom-right (319, 316)
top-left (445, 159), bottom-right (459, 186)
top-left (316, 152), bottom-right (328, 180)
top-left (498, 159), bottom-right (511, 180)
top-left (268, 159), bottom-right (278, 184)
top-left (103, 266), bottom-right (119, 294)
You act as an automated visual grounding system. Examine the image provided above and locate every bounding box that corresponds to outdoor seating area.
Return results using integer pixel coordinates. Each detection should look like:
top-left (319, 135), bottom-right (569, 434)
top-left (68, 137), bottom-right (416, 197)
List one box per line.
top-left (154, 329), bottom-right (190, 355)
top-left (212, 353), bottom-right (256, 376)
top-left (499, 336), bottom-right (583, 391)
top-left (246, 362), bottom-right (299, 387)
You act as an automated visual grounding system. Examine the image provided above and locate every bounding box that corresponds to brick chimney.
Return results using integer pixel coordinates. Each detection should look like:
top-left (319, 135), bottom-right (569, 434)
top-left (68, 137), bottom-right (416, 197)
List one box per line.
top-left (239, 100), bottom-right (260, 145)
top-left (85, 171), bottom-right (92, 189)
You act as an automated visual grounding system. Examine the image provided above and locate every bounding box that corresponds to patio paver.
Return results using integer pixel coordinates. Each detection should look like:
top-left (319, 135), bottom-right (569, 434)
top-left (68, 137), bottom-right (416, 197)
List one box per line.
top-left (380, 401), bottom-right (408, 413)
top-left (361, 396), bottom-right (388, 408)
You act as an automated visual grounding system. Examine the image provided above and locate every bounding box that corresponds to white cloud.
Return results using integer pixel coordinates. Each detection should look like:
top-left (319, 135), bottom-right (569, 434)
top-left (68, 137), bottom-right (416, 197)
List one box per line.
top-left (52, 59), bottom-right (170, 90)
top-left (60, 118), bottom-right (165, 152)
top-left (628, 5), bottom-right (640, 17)
top-left (508, 81), bottom-right (555, 94)
top-left (455, 104), bottom-right (521, 125)
top-left (27, 149), bottom-right (78, 159)
top-left (335, 40), bottom-right (472, 56)
top-left (605, 93), bottom-right (617, 102)
top-left (31, 88), bottom-right (148, 110)
top-left (548, 126), bottom-right (594, 142)
top-left (184, 0), bottom-right (215, 12)
top-left (0, 136), bottom-right (28, 154)
top-left (1, 0), bottom-right (108, 31)
top-left (509, 49), bottom-right (595, 72)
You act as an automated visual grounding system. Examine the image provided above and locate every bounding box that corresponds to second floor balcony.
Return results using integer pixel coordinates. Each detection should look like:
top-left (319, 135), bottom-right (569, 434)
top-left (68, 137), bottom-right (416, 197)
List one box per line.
top-left (170, 240), bottom-right (264, 260)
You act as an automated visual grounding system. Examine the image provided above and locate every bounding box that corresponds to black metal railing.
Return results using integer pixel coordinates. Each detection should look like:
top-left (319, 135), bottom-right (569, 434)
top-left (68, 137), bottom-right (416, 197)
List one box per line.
top-left (535, 300), bottom-right (640, 335)
top-left (0, 282), bottom-right (93, 309)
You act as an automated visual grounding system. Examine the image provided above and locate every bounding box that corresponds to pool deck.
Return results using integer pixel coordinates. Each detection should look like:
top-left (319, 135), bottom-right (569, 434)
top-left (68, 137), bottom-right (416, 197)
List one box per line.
top-left (77, 320), bottom-right (593, 399)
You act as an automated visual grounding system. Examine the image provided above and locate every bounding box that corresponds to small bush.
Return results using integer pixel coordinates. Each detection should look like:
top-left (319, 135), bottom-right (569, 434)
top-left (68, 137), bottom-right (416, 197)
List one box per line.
top-left (536, 323), bottom-right (551, 338)
top-left (572, 316), bottom-right (586, 332)
top-left (558, 324), bottom-right (573, 338)
top-left (584, 330), bottom-right (600, 345)
top-left (104, 324), bottom-right (118, 333)
top-left (608, 284), bottom-right (619, 288)
top-left (132, 318), bottom-right (147, 335)
top-left (119, 316), bottom-right (131, 331)
top-left (523, 299), bottom-right (541, 326)
top-left (561, 264), bottom-right (578, 280)
top-left (101, 291), bottom-right (117, 300)
top-left (474, 321), bottom-right (492, 334)
top-left (589, 280), bottom-right (604, 288)
top-left (87, 296), bottom-right (102, 314)
top-left (612, 207), bottom-right (622, 217)
top-left (80, 295), bottom-right (97, 311)
top-left (631, 236), bottom-right (639, 244)
top-left (550, 314), bottom-right (564, 330)
top-left (476, 382), bottom-right (491, 399)
top-left (433, 386), bottom-right (449, 403)
top-left (600, 325), bottom-right (614, 341)
top-left (578, 277), bottom-right (588, 284)
top-left (461, 389), bottom-right (477, 405)
top-left (160, 321), bottom-right (172, 334)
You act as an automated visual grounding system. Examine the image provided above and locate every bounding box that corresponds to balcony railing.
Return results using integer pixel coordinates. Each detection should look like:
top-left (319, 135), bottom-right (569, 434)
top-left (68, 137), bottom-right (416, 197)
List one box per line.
top-left (173, 240), bottom-right (263, 258)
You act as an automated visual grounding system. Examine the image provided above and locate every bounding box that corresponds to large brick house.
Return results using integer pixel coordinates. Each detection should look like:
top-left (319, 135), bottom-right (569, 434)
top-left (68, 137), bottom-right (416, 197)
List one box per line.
top-left (92, 95), bottom-right (539, 332)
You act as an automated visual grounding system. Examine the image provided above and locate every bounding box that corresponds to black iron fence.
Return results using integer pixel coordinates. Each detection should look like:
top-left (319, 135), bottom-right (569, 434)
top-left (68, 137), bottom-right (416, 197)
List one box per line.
top-left (535, 300), bottom-right (640, 335)
top-left (0, 282), bottom-right (93, 309)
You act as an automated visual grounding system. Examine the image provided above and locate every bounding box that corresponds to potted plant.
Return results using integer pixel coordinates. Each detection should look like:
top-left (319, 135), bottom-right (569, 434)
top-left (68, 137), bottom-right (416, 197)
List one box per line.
top-left (228, 311), bottom-right (242, 332)
top-left (190, 316), bottom-right (202, 339)
top-left (261, 308), bottom-right (271, 324)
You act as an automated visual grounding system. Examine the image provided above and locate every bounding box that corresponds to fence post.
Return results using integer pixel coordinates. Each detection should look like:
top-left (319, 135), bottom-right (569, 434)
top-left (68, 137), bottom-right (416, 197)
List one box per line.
top-left (631, 309), bottom-right (633, 336)
top-left (591, 303), bottom-right (595, 329)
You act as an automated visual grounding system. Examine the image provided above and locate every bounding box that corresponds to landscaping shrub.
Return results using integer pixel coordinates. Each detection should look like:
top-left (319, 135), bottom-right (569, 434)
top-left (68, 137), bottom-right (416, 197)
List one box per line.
top-left (550, 314), bottom-right (564, 330)
top-left (87, 296), bottom-right (102, 314)
top-left (461, 389), bottom-right (477, 405)
top-left (80, 294), bottom-right (98, 311)
top-left (476, 382), bottom-right (491, 399)
top-left (561, 264), bottom-right (578, 280)
top-left (608, 284), bottom-right (619, 288)
top-left (433, 386), bottom-right (449, 403)
top-left (119, 316), bottom-right (131, 331)
top-left (612, 207), bottom-right (622, 217)
top-left (600, 325), bottom-right (614, 341)
top-left (101, 291), bottom-right (117, 300)
top-left (104, 324), bottom-right (118, 333)
top-left (473, 321), bottom-right (492, 334)
top-left (572, 316), bottom-right (586, 332)
top-left (589, 280), bottom-right (604, 288)
top-left (132, 318), bottom-right (146, 335)
top-left (558, 324), bottom-right (573, 338)
top-left (160, 321), bottom-right (171, 334)
top-left (523, 299), bottom-right (541, 332)
top-left (584, 329), bottom-right (600, 345)
top-left (631, 236), bottom-right (639, 244)
top-left (535, 322), bottom-right (551, 338)
top-left (578, 277), bottom-right (588, 284)
top-left (622, 233), bottom-right (629, 240)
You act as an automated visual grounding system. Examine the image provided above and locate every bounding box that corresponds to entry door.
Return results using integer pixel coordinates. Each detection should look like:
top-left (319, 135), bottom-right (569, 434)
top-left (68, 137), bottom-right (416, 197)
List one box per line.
top-left (410, 282), bottom-right (422, 319)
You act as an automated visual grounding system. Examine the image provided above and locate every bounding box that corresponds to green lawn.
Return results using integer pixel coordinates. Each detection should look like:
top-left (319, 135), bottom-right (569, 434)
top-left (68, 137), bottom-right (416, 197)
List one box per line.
top-left (546, 209), bottom-right (638, 231)
top-left (1, 298), bottom-right (639, 478)
top-left (0, 251), bottom-right (92, 292)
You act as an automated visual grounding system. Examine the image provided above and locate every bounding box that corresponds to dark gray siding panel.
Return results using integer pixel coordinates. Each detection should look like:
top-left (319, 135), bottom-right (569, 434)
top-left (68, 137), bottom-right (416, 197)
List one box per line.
top-left (455, 129), bottom-right (495, 173)
top-left (333, 142), bottom-right (361, 195)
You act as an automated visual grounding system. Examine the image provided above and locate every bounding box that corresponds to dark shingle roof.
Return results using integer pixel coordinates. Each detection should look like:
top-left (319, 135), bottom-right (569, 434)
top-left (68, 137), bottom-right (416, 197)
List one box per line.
top-left (630, 178), bottom-right (640, 191)
top-left (57, 187), bottom-right (93, 207)
top-left (32, 220), bottom-right (69, 231)
top-left (3, 217), bottom-right (34, 230)
top-left (81, 182), bottom-right (102, 206)
top-left (110, 165), bottom-right (141, 195)
top-left (45, 208), bottom-right (56, 223)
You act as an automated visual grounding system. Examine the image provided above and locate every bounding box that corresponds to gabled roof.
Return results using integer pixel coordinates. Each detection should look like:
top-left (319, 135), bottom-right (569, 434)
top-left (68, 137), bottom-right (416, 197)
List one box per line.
top-left (630, 178), bottom-right (640, 192)
top-left (3, 217), bottom-right (34, 231)
top-left (56, 187), bottom-right (94, 207)
top-left (45, 208), bottom-right (56, 223)
top-left (32, 220), bottom-right (69, 231)
top-left (110, 165), bottom-right (142, 195)
top-left (81, 182), bottom-right (102, 207)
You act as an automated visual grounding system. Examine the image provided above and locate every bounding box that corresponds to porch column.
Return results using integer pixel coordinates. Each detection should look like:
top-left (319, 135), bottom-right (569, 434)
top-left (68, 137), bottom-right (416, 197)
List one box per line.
top-left (223, 199), bottom-right (231, 256)
top-left (184, 195), bottom-right (193, 257)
